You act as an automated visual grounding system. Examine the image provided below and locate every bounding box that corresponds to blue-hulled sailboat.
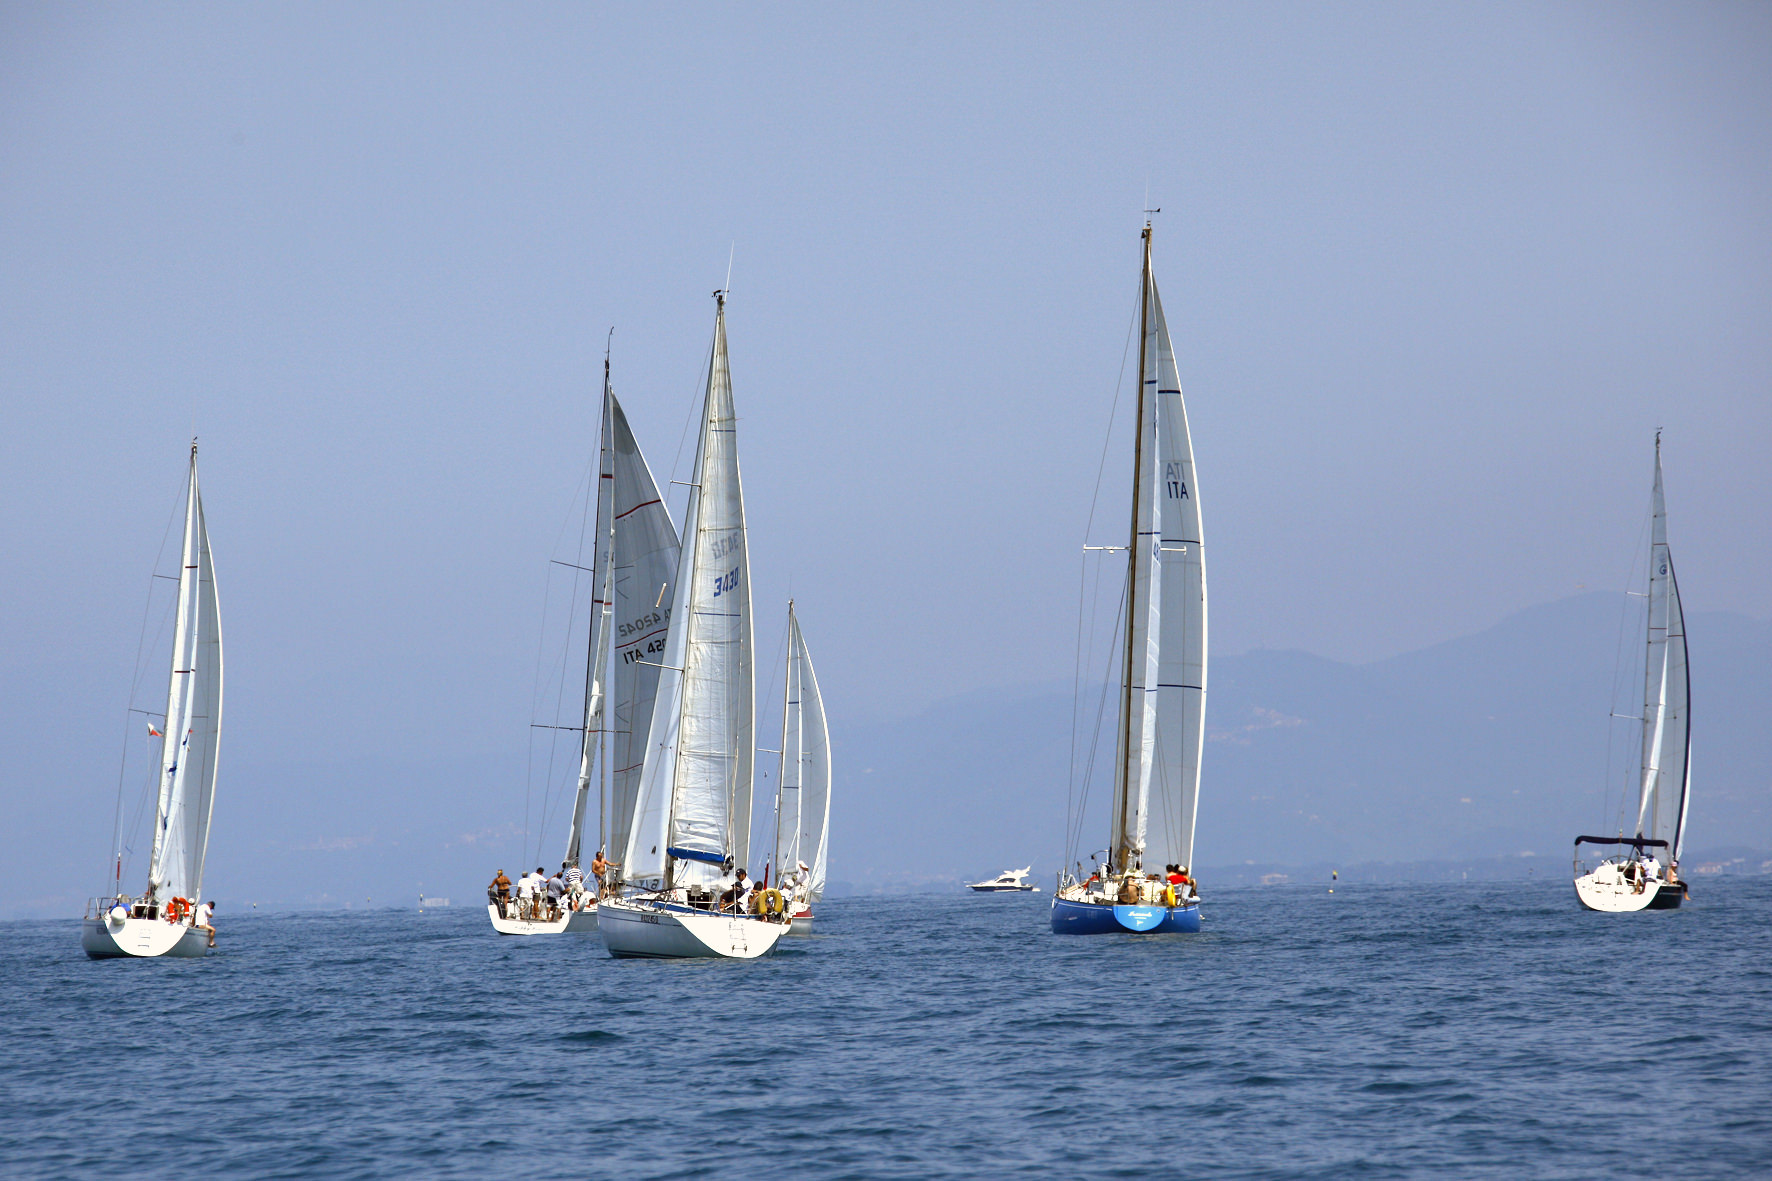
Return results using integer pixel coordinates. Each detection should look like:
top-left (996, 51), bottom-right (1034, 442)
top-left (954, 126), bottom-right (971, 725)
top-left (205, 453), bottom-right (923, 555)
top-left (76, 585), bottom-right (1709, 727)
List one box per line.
top-left (1052, 223), bottom-right (1206, 936)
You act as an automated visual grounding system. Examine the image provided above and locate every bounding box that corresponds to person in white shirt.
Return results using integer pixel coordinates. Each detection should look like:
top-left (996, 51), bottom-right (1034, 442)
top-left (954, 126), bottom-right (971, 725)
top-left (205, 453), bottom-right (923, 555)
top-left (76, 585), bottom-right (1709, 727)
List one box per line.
top-left (516, 870), bottom-right (537, 918)
top-left (1643, 854), bottom-right (1662, 881)
top-left (194, 900), bottom-right (216, 948)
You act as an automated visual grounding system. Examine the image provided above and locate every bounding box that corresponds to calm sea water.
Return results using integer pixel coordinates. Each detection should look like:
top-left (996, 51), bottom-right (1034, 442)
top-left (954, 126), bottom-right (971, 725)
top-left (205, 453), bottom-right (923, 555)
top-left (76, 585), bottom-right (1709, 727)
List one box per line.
top-left (4, 879), bottom-right (1769, 1179)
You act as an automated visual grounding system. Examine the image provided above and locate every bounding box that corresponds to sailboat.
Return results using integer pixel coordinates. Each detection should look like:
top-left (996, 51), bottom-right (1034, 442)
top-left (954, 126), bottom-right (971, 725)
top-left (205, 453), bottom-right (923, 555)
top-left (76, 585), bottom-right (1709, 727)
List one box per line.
top-left (1574, 435), bottom-right (1691, 913)
top-left (84, 442), bottom-right (223, 959)
top-left (490, 354), bottom-right (681, 935)
top-left (598, 292), bottom-right (789, 959)
top-left (1052, 224), bottom-right (1206, 936)
top-left (769, 601), bottom-right (830, 934)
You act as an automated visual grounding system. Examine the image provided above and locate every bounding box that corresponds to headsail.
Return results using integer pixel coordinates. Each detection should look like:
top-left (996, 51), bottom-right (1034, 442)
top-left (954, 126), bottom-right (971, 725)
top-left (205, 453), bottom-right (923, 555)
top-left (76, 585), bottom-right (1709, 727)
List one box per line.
top-left (1635, 436), bottom-right (1690, 860)
top-left (603, 391), bottom-right (681, 868)
top-left (626, 294), bottom-right (755, 886)
top-left (148, 444), bottom-right (223, 901)
top-left (1148, 271), bottom-right (1207, 874)
top-left (774, 603), bottom-right (831, 902)
top-left (1107, 225), bottom-right (1208, 878)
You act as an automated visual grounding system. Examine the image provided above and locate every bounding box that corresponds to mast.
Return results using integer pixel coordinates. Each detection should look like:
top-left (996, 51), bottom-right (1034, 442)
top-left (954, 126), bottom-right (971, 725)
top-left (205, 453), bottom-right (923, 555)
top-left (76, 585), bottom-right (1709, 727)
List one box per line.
top-left (1635, 432), bottom-right (1670, 840)
top-left (567, 353), bottom-right (617, 868)
top-left (1111, 226), bottom-right (1155, 876)
top-left (148, 442), bottom-right (200, 893)
top-left (773, 600), bottom-right (795, 878)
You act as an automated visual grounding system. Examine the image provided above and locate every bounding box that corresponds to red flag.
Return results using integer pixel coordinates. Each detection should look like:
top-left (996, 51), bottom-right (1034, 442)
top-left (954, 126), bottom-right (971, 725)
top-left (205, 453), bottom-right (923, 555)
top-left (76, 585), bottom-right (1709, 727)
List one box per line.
top-left (147, 722), bottom-right (163, 737)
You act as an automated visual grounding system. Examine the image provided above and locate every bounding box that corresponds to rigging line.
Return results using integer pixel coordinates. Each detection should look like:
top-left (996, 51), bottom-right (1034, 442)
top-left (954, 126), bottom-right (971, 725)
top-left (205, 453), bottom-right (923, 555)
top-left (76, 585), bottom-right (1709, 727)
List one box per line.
top-left (113, 479), bottom-right (190, 890)
top-left (1069, 560), bottom-right (1128, 864)
top-left (668, 314), bottom-right (722, 498)
top-left (1067, 285), bottom-right (1142, 865)
top-left (537, 467), bottom-right (602, 866)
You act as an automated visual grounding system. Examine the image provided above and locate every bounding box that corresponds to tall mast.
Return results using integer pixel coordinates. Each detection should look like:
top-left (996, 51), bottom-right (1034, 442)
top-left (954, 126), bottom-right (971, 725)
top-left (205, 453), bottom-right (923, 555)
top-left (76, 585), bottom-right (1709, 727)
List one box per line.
top-left (148, 440), bottom-right (200, 891)
top-left (1112, 225), bottom-right (1154, 876)
top-left (568, 349), bottom-right (617, 867)
top-left (773, 600), bottom-right (794, 879)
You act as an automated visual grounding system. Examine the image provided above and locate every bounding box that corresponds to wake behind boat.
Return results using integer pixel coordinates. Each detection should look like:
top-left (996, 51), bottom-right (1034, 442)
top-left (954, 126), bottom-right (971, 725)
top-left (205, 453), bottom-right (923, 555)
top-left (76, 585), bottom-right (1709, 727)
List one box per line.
top-left (968, 867), bottom-right (1039, 893)
top-left (84, 442), bottom-right (223, 960)
top-left (487, 348), bottom-right (681, 936)
top-left (601, 290), bottom-right (786, 961)
top-left (1053, 223), bottom-right (1206, 937)
top-left (1572, 435), bottom-right (1692, 914)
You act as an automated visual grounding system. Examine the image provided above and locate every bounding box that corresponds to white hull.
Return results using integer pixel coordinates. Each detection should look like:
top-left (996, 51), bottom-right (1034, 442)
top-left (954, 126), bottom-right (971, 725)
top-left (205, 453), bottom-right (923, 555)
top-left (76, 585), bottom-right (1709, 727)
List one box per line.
top-left (82, 915), bottom-right (210, 959)
top-left (598, 897), bottom-right (786, 959)
top-left (486, 902), bottom-right (598, 935)
top-left (968, 885), bottom-right (1037, 893)
top-left (1574, 865), bottom-right (1676, 913)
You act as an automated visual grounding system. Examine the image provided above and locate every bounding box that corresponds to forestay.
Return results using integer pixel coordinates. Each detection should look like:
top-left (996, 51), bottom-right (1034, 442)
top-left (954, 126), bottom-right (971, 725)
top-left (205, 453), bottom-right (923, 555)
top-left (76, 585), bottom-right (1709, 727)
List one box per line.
top-left (775, 603), bottom-right (831, 902)
top-left (148, 445), bottom-right (223, 902)
top-left (626, 296), bottom-right (755, 887)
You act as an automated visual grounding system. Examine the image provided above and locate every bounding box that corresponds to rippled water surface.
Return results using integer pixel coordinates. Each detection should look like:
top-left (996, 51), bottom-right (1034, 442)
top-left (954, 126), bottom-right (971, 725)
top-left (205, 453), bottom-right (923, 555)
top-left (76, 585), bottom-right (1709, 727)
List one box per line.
top-left (5, 879), bottom-right (1770, 1178)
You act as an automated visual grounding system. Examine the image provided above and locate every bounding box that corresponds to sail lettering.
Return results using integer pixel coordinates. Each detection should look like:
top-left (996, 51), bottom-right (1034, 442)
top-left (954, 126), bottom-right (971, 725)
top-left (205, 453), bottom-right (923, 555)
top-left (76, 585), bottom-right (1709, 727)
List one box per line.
top-left (711, 566), bottom-right (740, 598)
top-left (1164, 462), bottom-right (1188, 499)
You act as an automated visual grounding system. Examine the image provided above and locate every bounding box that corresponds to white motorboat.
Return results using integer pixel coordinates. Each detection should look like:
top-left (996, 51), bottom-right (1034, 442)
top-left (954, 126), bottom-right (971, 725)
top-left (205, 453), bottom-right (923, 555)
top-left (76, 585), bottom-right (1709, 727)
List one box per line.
top-left (1052, 222), bottom-right (1206, 936)
top-left (768, 601), bottom-right (832, 935)
top-left (968, 867), bottom-right (1040, 893)
top-left (490, 348), bottom-right (680, 935)
top-left (85, 442), bottom-right (224, 960)
top-left (1572, 434), bottom-right (1692, 914)
top-left (604, 291), bottom-right (787, 960)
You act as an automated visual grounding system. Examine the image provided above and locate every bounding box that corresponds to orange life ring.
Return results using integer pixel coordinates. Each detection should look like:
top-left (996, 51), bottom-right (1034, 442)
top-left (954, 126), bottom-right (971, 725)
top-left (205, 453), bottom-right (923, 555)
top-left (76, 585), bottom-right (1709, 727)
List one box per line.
top-left (166, 897), bottom-right (188, 923)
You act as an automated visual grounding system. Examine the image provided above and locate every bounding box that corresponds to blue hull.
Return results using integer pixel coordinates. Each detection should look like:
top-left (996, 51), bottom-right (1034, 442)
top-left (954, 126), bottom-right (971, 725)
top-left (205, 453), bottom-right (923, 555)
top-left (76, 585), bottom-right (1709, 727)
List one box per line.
top-left (1049, 894), bottom-right (1201, 935)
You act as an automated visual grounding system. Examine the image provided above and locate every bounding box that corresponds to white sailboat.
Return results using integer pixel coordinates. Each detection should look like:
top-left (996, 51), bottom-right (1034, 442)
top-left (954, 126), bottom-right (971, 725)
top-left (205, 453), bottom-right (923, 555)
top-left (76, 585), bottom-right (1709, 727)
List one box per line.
top-left (84, 442), bottom-right (223, 959)
top-left (1574, 435), bottom-right (1692, 913)
top-left (490, 353), bottom-right (681, 935)
top-left (1053, 223), bottom-right (1206, 935)
top-left (600, 292), bottom-right (789, 959)
top-left (769, 601), bottom-right (830, 934)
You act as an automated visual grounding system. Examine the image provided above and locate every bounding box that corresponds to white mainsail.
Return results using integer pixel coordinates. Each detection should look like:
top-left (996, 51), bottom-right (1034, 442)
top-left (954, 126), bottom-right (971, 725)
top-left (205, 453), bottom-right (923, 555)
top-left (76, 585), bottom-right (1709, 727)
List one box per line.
top-left (626, 294), bottom-right (755, 887)
top-left (147, 443), bottom-right (223, 902)
top-left (1108, 226), bottom-right (1206, 877)
top-left (1635, 436), bottom-right (1691, 861)
top-left (774, 602), bottom-right (831, 902)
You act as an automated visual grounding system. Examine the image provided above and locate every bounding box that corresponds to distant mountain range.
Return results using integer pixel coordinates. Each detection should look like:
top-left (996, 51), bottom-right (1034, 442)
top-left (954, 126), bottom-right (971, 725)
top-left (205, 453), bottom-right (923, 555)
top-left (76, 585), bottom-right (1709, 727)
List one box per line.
top-left (831, 593), bottom-right (1771, 891)
top-left (13, 593), bottom-right (1766, 918)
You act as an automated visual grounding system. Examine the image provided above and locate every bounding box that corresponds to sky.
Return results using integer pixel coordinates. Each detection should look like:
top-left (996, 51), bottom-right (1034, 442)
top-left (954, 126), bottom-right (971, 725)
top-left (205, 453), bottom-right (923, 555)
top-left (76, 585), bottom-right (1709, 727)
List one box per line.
top-left (2, 3), bottom-right (1768, 910)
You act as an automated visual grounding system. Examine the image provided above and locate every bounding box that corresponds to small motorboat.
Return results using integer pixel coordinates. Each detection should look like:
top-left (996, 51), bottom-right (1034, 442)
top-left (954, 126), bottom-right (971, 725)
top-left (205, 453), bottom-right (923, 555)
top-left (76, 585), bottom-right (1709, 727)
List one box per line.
top-left (967, 867), bottom-right (1040, 893)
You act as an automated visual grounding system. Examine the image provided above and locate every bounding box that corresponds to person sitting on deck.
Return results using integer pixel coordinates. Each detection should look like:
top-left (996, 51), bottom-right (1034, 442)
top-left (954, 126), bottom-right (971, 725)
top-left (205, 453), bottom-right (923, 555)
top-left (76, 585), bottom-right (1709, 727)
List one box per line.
top-left (1117, 876), bottom-right (1141, 905)
top-left (194, 899), bottom-right (216, 948)
top-left (1643, 854), bottom-right (1662, 881)
top-left (718, 870), bottom-right (750, 913)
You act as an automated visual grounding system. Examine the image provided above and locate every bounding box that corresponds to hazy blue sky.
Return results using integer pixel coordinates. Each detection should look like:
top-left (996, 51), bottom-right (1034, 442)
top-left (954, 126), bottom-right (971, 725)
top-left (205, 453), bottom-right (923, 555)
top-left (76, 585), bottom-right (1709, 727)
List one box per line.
top-left (3, 4), bottom-right (1767, 908)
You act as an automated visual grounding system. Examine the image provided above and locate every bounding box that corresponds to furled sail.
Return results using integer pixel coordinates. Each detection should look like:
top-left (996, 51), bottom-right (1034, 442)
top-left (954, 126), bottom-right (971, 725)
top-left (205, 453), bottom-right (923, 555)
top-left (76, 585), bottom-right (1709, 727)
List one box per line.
top-left (626, 295), bottom-right (754, 886)
top-left (148, 444), bottom-right (223, 901)
top-left (1635, 436), bottom-right (1690, 860)
top-left (1148, 274), bottom-right (1207, 875)
top-left (774, 603), bottom-right (831, 902)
